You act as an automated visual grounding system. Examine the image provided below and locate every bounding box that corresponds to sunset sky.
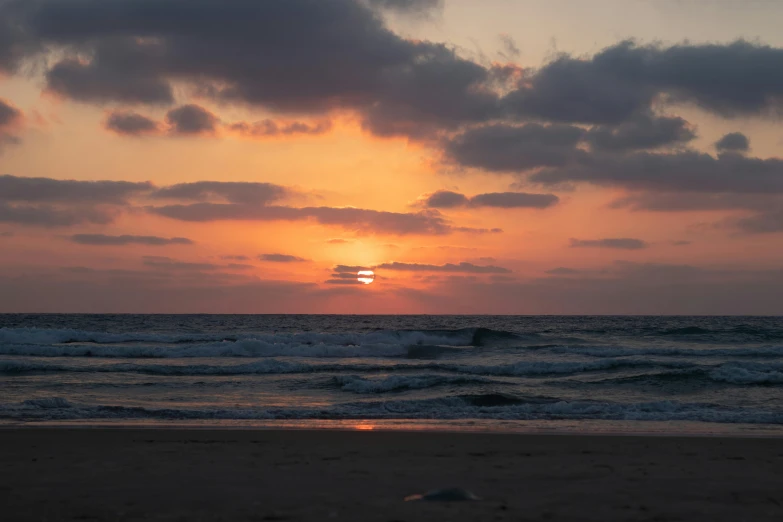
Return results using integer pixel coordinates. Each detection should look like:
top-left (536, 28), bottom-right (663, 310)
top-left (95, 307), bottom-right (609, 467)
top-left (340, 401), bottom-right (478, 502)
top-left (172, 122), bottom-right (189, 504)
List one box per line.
top-left (1, 0), bottom-right (783, 314)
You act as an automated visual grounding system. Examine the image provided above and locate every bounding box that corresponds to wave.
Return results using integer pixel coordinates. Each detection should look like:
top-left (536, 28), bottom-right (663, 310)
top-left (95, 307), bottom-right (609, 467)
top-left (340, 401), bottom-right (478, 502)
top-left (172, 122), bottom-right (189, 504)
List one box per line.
top-left (2, 396), bottom-right (781, 425)
top-left (333, 374), bottom-right (498, 394)
top-left (0, 357), bottom-right (694, 377)
top-left (535, 345), bottom-right (783, 358)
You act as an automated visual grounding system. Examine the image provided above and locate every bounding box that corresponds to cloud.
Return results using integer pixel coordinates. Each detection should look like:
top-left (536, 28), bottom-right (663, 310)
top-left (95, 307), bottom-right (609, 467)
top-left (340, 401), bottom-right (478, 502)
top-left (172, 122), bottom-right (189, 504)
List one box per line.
top-left (327, 238), bottom-right (352, 244)
top-left (165, 104), bottom-right (219, 135)
top-left (325, 278), bottom-right (366, 285)
top-left (375, 261), bottom-right (511, 273)
top-left (0, 231), bottom-right (14, 237)
top-left (220, 255), bottom-right (250, 261)
top-left (444, 123), bottom-right (585, 172)
top-left (498, 34), bottom-right (520, 59)
top-left (5, 0), bottom-right (498, 139)
top-left (142, 256), bottom-right (222, 271)
top-left (546, 267), bottom-right (580, 275)
top-left (334, 265), bottom-right (373, 273)
top-left (148, 203), bottom-right (498, 235)
top-left (260, 253), bottom-right (308, 263)
top-left (0, 97), bottom-right (23, 152)
top-left (503, 40), bottom-right (783, 124)
top-left (610, 192), bottom-right (781, 212)
top-left (0, 202), bottom-right (116, 227)
top-left (584, 113), bottom-right (696, 151)
top-left (151, 181), bottom-right (290, 205)
top-left (715, 132), bottom-right (750, 152)
top-left (732, 210), bottom-right (783, 234)
top-left (569, 238), bottom-right (648, 250)
top-left (422, 190), bottom-right (559, 209)
top-left (105, 110), bottom-right (160, 136)
top-left (228, 119), bottom-right (332, 138)
top-left (0, 174), bottom-right (153, 204)
top-left (69, 234), bottom-right (193, 246)
top-left (532, 151), bottom-right (783, 194)
top-left (0, 97), bottom-right (21, 128)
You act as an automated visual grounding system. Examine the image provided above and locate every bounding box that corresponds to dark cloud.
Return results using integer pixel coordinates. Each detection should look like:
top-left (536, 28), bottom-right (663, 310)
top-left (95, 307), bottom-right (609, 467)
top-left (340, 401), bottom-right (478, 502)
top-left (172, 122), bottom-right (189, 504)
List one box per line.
top-left (498, 34), bottom-right (520, 59)
top-left (325, 278), bottom-right (365, 285)
top-left (0, 202), bottom-right (115, 227)
top-left (0, 174), bottom-right (153, 204)
top-left (422, 190), bottom-right (559, 209)
top-left (469, 192), bottom-right (559, 209)
top-left (375, 261), bottom-right (511, 273)
top-left (105, 110), bottom-right (159, 136)
top-left (334, 265), bottom-right (372, 273)
top-left (423, 191), bottom-right (469, 209)
top-left (148, 203), bottom-right (497, 235)
top-left (142, 256), bottom-right (221, 271)
top-left (532, 151), bottom-right (783, 194)
top-left (5, 0), bottom-right (497, 138)
top-left (444, 123), bottom-right (584, 172)
top-left (329, 272), bottom-right (363, 280)
top-left (220, 255), bottom-right (250, 261)
top-left (546, 267), bottom-right (580, 275)
top-left (228, 119), bottom-right (331, 137)
top-left (732, 210), bottom-right (783, 234)
top-left (260, 253), bottom-right (308, 263)
top-left (69, 234), bottom-right (193, 246)
top-left (503, 40), bottom-right (783, 124)
top-left (610, 192), bottom-right (781, 212)
top-left (165, 104), bottom-right (219, 135)
top-left (584, 113), bottom-right (696, 151)
top-left (151, 181), bottom-right (290, 205)
top-left (569, 238), bottom-right (648, 250)
top-left (366, 0), bottom-right (442, 14)
top-left (0, 97), bottom-right (21, 127)
top-left (715, 132), bottom-right (750, 152)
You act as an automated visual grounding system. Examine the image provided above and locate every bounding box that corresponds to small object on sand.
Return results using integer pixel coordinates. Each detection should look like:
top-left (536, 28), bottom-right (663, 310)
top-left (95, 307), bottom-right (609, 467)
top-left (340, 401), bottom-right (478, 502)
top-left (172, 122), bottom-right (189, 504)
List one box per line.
top-left (404, 487), bottom-right (481, 502)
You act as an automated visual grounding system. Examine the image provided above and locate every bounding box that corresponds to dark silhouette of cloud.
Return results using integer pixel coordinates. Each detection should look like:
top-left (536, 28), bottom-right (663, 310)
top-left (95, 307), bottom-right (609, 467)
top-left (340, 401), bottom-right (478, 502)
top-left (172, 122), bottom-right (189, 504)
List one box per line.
top-left (260, 253), bottom-right (308, 263)
top-left (584, 113), bottom-right (696, 151)
top-left (546, 267), bottom-right (580, 275)
top-left (69, 234), bottom-right (193, 246)
top-left (503, 40), bottom-right (783, 124)
top-left (151, 181), bottom-right (290, 205)
top-left (732, 210), bottom-right (783, 234)
top-left (142, 256), bottom-right (221, 271)
top-left (715, 132), bottom-right (750, 152)
top-left (334, 265), bottom-right (372, 273)
top-left (569, 238), bottom-right (648, 250)
top-left (220, 255), bottom-right (250, 261)
top-left (165, 104), bottom-right (219, 135)
top-left (0, 174), bottom-right (153, 204)
top-left (0, 202), bottom-right (116, 227)
top-left (445, 123), bottom-right (585, 172)
top-left (610, 192), bottom-right (780, 212)
top-left (423, 191), bottom-right (470, 208)
top-left (148, 203), bottom-right (498, 235)
top-left (0, 97), bottom-right (21, 127)
top-left (375, 261), bottom-right (511, 273)
top-left (4, 0), bottom-right (498, 138)
top-left (532, 151), bottom-right (783, 193)
top-left (105, 111), bottom-right (160, 136)
top-left (367, 0), bottom-right (442, 14)
top-left (228, 119), bottom-right (331, 137)
top-left (325, 278), bottom-right (365, 285)
top-left (422, 190), bottom-right (559, 209)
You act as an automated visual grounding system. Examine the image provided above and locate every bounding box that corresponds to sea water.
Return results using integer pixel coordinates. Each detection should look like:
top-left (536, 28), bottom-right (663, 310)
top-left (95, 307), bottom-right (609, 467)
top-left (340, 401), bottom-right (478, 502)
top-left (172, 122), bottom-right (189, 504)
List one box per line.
top-left (1, 315), bottom-right (782, 434)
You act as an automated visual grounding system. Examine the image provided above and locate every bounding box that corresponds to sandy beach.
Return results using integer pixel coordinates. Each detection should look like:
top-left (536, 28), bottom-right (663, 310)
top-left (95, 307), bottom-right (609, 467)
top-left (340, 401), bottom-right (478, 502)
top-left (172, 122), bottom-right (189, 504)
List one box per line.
top-left (0, 429), bottom-right (781, 521)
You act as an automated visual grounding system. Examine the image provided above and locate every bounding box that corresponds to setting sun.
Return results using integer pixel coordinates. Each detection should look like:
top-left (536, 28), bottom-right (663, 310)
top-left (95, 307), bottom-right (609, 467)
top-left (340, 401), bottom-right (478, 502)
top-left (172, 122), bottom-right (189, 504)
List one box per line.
top-left (357, 271), bottom-right (375, 285)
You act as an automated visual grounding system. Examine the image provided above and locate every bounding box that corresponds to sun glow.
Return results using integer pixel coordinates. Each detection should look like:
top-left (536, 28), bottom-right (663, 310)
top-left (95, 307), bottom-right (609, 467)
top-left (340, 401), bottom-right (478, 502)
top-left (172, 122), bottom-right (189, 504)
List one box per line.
top-left (357, 270), bottom-right (375, 285)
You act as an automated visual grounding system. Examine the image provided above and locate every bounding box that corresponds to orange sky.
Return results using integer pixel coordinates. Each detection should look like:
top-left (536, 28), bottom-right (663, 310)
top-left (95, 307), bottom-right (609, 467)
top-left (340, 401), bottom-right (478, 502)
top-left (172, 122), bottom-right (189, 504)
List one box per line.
top-left (1, 0), bottom-right (782, 314)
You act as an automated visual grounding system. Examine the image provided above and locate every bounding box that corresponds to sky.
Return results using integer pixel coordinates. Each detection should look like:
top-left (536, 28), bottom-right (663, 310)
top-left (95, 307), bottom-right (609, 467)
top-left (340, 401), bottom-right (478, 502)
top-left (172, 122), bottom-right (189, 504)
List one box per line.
top-left (1, 0), bottom-right (783, 314)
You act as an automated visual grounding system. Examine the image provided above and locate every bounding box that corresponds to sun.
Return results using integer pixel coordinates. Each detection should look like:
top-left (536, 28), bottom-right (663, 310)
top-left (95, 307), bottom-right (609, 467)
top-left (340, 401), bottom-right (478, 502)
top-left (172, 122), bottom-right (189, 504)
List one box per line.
top-left (357, 270), bottom-right (375, 285)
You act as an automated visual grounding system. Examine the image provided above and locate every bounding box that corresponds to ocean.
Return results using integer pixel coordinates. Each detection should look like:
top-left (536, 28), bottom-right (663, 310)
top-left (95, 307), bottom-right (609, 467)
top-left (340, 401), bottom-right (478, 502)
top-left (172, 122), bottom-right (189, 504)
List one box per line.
top-left (1, 315), bottom-right (782, 434)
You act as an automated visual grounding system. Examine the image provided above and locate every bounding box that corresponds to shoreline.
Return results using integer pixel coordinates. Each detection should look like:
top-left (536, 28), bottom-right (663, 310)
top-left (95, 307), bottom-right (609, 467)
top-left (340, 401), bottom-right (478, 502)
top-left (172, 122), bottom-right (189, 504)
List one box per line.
top-left (3, 417), bottom-right (783, 438)
top-left (2, 428), bottom-right (782, 521)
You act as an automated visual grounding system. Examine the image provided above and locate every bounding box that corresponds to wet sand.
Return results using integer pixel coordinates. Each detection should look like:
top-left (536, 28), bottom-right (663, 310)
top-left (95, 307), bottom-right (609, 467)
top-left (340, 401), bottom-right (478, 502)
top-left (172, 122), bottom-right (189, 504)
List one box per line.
top-left (1, 428), bottom-right (782, 521)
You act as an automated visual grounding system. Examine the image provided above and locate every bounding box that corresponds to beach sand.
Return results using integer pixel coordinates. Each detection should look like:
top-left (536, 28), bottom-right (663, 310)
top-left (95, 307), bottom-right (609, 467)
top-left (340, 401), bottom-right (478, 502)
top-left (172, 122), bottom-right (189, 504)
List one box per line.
top-left (1, 428), bottom-right (782, 521)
